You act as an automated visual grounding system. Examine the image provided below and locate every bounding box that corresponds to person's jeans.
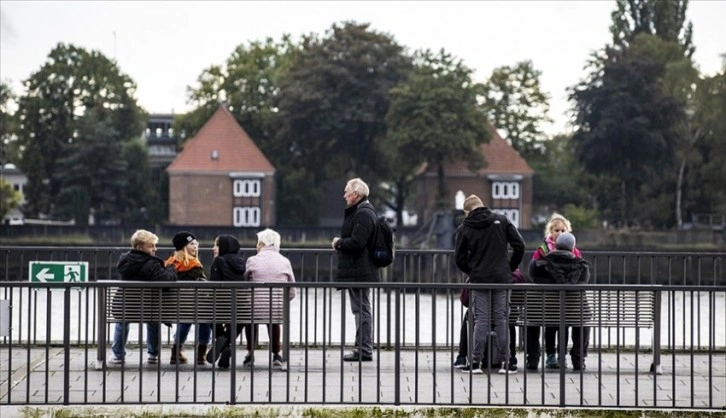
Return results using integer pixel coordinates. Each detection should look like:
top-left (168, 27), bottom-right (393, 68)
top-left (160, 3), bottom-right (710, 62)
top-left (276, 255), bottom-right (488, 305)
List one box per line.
top-left (174, 323), bottom-right (212, 346)
top-left (112, 322), bottom-right (160, 359)
top-left (348, 287), bottom-right (373, 356)
top-left (471, 289), bottom-right (509, 364)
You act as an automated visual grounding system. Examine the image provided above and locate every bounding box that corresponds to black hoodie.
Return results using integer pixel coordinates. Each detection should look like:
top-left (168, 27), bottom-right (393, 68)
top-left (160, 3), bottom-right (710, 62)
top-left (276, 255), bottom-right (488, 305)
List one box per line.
top-left (454, 206), bottom-right (525, 284)
top-left (210, 235), bottom-right (246, 281)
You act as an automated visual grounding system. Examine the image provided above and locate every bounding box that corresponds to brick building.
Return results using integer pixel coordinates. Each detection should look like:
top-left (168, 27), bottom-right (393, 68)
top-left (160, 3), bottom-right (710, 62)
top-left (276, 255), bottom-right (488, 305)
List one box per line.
top-left (166, 105), bottom-right (276, 227)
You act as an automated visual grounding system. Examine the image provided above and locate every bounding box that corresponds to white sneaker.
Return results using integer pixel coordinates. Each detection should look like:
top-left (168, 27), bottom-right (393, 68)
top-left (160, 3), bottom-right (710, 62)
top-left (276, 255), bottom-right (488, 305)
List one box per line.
top-left (109, 356), bottom-right (124, 365)
top-left (147, 354), bottom-right (159, 364)
top-left (498, 361), bottom-right (517, 374)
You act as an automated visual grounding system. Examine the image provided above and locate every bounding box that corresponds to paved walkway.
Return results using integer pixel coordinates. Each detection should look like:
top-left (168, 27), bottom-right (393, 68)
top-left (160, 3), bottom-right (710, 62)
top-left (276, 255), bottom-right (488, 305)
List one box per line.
top-left (1, 346), bottom-right (724, 411)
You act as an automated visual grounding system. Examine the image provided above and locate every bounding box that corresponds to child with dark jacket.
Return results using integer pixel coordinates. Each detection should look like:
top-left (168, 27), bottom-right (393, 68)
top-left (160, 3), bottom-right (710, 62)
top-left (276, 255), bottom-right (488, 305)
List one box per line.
top-left (526, 232), bottom-right (591, 371)
top-left (205, 234), bottom-right (247, 368)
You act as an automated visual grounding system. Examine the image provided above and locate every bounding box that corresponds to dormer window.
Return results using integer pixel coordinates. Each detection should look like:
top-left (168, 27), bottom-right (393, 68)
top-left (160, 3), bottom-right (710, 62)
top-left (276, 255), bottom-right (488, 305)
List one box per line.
top-left (211, 149), bottom-right (219, 160)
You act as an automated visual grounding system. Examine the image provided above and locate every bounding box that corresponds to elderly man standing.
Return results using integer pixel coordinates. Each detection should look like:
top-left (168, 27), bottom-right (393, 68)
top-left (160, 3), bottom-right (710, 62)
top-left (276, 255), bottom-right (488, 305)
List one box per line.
top-left (455, 194), bottom-right (525, 374)
top-left (332, 178), bottom-right (380, 362)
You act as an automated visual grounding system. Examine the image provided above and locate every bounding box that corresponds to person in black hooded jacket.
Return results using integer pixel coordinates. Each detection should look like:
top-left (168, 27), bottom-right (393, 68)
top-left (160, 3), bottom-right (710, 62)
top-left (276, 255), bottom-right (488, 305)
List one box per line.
top-left (206, 234), bottom-right (247, 368)
top-left (454, 194), bottom-right (525, 374)
top-left (111, 229), bottom-right (177, 365)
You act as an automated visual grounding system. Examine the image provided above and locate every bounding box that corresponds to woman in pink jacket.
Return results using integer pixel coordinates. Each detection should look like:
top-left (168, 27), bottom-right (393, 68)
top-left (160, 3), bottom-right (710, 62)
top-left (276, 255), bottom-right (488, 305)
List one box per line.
top-left (242, 228), bottom-right (296, 369)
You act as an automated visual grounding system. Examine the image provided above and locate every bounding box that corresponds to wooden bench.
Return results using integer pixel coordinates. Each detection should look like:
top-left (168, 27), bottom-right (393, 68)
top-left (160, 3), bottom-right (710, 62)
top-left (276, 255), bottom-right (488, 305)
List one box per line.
top-left (95, 284), bottom-right (286, 369)
top-left (510, 286), bottom-right (663, 374)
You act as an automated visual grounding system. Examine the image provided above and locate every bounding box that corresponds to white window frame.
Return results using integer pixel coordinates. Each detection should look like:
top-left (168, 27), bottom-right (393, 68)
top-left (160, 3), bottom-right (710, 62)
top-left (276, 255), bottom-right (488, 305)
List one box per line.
top-left (492, 209), bottom-right (520, 228)
top-left (492, 181), bottom-right (520, 200)
top-left (233, 207), bottom-right (261, 227)
top-left (233, 179), bottom-right (261, 197)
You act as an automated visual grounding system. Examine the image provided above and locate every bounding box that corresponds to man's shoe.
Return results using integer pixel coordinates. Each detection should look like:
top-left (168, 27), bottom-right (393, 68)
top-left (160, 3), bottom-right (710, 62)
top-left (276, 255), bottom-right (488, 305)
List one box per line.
top-left (545, 354), bottom-right (558, 369)
top-left (498, 361), bottom-right (518, 374)
top-left (147, 354), bottom-right (159, 365)
top-left (572, 360), bottom-right (586, 371)
top-left (461, 362), bottom-right (483, 374)
top-left (343, 352), bottom-right (373, 362)
top-left (109, 355), bottom-right (124, 365)
top-left (217, 347), bottom-right (231, 369)
top-left (526, 360), bottom-right (538, 371)
top-left (453, 355), bottom-right (468, 369)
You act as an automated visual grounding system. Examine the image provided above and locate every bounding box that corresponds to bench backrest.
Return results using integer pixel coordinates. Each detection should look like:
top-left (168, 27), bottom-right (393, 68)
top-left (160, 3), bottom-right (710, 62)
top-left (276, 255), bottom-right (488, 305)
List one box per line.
top-left (510, 289), bottom-right (656, 328)
top-left (106, 287), bottom-right (285, 324)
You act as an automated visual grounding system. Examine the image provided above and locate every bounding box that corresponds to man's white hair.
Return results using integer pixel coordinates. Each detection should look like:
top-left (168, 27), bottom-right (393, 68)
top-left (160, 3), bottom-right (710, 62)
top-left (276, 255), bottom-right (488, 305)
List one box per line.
top-left (256, 228), bottom-right (281, 249)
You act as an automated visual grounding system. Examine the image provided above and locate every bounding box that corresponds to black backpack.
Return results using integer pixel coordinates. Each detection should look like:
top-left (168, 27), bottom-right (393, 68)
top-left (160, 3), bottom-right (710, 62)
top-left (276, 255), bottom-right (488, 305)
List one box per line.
top-left (368, 214), bottom-right (396, 268)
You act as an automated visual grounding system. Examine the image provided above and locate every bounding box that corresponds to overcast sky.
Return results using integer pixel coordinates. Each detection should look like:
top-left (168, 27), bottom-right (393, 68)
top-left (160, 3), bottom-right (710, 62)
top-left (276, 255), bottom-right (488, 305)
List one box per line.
top-left (1, 1), bottom-right (724, 135)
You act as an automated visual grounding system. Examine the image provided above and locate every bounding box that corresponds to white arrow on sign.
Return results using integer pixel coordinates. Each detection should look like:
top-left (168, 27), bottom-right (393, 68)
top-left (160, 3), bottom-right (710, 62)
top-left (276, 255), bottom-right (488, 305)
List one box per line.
top-left (35, 268), bottom-right (54, 283)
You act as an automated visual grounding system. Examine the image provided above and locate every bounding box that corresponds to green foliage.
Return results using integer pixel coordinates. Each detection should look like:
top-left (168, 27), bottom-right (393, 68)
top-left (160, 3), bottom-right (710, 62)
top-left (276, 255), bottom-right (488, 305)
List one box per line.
top-left (480, 60), bottom-right (552, 160)
top-left (275, 21), bottom-right (412, 187)
top-left (562, 204), bottom-right (600, 230)
top-left (528, 134), bottom-right (591, 215)
top-left (0, 178), bottom-right (22, 220)
top-left (610, 0), bottom-right (694, 57)
top-left (0, 82), bottom-right (20, 164)
top-left (386, 49), bottom-right (489, 209)
top-left (53, 108), bottom-right (128, 224)
top-left (15, 43), bottom-right (145, 219)
top-left (570, 34), bottom-right (686, 228)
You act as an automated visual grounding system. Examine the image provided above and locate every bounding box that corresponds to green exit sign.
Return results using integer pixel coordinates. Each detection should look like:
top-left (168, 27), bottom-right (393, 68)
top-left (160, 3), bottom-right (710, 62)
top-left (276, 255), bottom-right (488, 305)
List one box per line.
top-left (29, 261), bottom-right (89, 283)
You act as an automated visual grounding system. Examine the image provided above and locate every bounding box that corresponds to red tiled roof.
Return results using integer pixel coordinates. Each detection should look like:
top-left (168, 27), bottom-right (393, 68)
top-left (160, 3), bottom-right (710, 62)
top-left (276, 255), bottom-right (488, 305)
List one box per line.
top-left (166, 105), bottom-right (275, 174)
top-left (418, 124), bottom-right (534, 176)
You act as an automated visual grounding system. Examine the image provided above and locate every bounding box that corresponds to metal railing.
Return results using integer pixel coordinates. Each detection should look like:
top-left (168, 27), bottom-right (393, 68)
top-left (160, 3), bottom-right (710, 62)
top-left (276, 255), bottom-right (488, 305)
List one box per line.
top-left (0, 278), bottom-right (724, 409)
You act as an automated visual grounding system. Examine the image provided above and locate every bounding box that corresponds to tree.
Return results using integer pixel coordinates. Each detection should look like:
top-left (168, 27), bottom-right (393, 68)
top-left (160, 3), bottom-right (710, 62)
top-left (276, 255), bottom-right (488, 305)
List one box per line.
top-left (570, 34), bottom-right (685, 227)
top-left (687, 63), bottom-right (726, 219)
top-left (480, 60), bottom-right (552, 160)
top-left (54, 108), bottom-right (128, 225)
top-left (529, 134), bottom-right (590, 211)
top-left (386, 49), bottom-right (490, 212)
top-left (177, 36), bottom-right (295, 153)
top-left (0, 82), bottom-right (19, 164)
top-left (275, 21), bottom-right (413, 187)
top-left (15, 43), bottom-right (145, 219)
top-left (0, 178), bottom-right (22, 221)
top-left (610, 0), bottom-right (694, 57)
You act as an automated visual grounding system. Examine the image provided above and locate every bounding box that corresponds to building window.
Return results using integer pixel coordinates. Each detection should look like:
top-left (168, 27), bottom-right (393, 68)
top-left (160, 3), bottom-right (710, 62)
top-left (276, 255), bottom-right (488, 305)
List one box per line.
top-left (233, 179), bottom-right (261, 197)
top-left (233, 207), bottom-right (260, 227)
top-left (492, 209), bottom-right (520, 228)
top-left (492, 182), bottom-right (520, 199)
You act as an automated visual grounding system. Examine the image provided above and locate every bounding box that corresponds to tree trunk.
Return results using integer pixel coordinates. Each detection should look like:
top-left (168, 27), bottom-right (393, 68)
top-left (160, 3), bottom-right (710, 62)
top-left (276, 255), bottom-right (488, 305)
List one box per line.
top-left (436, 163), bottom-right (448, 210)
top-left (675, 158), bottom-right (686, 230)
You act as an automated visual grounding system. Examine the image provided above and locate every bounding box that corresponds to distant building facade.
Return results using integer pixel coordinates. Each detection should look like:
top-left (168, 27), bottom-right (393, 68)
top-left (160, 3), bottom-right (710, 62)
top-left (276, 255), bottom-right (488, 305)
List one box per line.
top-left (166, 105), bottom-right (276, 227)
top-left (415, 125), bottom-right (535, 229)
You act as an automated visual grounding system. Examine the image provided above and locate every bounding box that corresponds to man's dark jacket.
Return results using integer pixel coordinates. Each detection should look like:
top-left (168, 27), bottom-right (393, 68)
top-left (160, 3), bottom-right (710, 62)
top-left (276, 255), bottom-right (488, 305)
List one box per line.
top-left (117, 249), bottom-right (177, 281)
top-left (334, 198), bottom-right (380, 282)
top-left (454, 207), bottom-right (525, 283)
